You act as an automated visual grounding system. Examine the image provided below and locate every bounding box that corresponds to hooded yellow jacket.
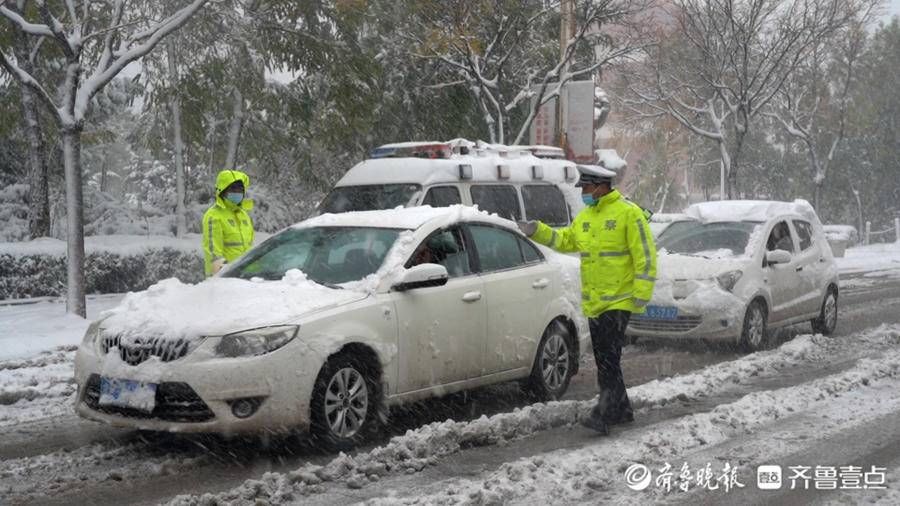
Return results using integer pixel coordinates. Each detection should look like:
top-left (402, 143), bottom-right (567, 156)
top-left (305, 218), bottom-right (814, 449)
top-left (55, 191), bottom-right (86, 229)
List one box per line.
top-left (531, 189), bottom-right (657, 317)
top-left (201, 170), bottom-right (255, 276)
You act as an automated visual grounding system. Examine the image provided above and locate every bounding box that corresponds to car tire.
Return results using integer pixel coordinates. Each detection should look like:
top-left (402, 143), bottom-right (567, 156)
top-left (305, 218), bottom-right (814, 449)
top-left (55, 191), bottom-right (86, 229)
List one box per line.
top-left (525, 321), bottom-right (576, 402)
top-left (739, 299), bottom-right (768, 352)
top-left (811, 288), bottom-right (838, 336)
top-left (310, 354), bottom-right (380, 450)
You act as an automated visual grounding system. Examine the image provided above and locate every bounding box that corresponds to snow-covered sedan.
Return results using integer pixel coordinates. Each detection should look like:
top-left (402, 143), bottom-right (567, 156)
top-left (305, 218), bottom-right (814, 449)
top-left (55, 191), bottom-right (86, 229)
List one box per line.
top-left (627, 200), bottom-right (839, 351)
top-left (74, 206), bottom-right (587, 447)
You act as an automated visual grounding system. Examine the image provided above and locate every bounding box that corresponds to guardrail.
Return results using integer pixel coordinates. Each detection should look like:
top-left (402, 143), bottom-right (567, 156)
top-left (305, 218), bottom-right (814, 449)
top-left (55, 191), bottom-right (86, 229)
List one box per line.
top-left (865, 217), bottom-right (900, 245)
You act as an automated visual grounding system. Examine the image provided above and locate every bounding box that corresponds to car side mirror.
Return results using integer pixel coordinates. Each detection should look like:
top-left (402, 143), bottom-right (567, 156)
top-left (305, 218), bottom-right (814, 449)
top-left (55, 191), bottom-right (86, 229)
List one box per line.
top-left (392, 263), bottom-right (449, 292)
top-left (765, 249), bottom-right (791, 266)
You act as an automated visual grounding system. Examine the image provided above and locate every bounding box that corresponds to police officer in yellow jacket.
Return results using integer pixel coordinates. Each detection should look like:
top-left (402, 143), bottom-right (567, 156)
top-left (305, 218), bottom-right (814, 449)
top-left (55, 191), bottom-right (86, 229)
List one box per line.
top-left (202, 170), bottom-right (255, 276)
top-left (518, 164), bottom-right (657, 435)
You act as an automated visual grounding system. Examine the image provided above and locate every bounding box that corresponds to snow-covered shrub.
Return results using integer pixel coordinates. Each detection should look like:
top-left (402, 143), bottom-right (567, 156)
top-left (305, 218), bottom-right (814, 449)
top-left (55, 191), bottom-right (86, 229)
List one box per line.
top-left (0, 184), bottom-right (30, 242)
top-left (0, 247), bottom-right (203, 300)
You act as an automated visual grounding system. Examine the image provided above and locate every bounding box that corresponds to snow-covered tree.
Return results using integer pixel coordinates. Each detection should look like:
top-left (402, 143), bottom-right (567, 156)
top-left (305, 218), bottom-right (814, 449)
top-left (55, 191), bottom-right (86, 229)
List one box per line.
top-left (0, 0), bottom-right (208, 316)
top-left (623, 0), bottom-right (852, 199)
top-left (405, 0), bottom-right (651, 145)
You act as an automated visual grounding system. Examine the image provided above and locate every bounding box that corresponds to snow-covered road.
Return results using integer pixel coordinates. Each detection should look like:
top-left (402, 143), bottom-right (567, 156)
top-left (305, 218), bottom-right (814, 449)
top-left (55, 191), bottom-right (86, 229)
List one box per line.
top-left (1, 243), bottom-right (900, 505)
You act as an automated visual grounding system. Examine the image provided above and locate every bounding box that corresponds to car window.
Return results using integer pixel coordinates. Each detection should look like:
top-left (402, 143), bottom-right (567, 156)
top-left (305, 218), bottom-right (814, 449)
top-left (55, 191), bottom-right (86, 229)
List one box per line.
top-left (522, 185), bottom-right (569, 226)
top-left (766, 221), bottom-right (795, 252)
top-left (793, 220), bottom-right (814, 251)
top-left (656, 221), bottom-right (757, 257)
top-left (421, 186), bottom-right (462, 207)
top-left (406, 228), bottom-right (472, 277)
top-left (318, 184), bottom-right (421, 214)
top-left (224, 227), bottom-right (401, 285)
top-left (518, 237), bottom-right (543, 263)
top-left (470, 185), bottom-right (522, 221)
top-left (468, 224), bottom-right (526, 272)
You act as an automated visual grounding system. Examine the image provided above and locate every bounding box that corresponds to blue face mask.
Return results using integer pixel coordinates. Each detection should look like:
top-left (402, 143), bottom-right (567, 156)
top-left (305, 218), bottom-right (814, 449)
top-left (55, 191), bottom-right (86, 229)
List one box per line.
top-left (225, 192), bottom-right (244, 205)
top-left (582, 194), bottom-right (597, 206)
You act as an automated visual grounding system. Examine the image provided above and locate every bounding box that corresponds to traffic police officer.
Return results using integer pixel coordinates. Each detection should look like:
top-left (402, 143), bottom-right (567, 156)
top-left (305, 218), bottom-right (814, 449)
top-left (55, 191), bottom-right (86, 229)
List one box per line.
top-left (202, 170), bottom-right (255, 276)
top-left (519, 164), bottom-right (657, 434)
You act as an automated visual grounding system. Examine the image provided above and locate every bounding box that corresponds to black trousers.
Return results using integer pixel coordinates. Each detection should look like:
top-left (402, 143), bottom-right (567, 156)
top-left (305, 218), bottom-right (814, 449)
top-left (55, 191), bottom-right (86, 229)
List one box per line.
top-left (588, 310), bottom-right (633, 421)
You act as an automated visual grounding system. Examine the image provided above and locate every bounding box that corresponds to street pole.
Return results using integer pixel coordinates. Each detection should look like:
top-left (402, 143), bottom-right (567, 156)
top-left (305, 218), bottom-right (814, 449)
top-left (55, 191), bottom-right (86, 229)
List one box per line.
top-left (558, 0), bottom-right (575, 153)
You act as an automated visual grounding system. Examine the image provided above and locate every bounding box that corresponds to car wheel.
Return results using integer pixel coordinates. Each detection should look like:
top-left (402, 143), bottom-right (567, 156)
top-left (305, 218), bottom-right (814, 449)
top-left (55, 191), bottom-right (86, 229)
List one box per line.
top-left (525, 321), bottom-right (576, 401)
top-left (310, 354), bottom-right (380, 450)
top-left (740, 299), bottom-right (768, 352)
top-left (811, 288), bottom-right (838, 336)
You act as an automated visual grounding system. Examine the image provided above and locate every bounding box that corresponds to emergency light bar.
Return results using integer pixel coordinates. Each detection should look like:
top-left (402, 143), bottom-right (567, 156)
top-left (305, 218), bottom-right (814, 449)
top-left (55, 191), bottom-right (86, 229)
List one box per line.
top-left (369, 143), bottom-right (451, 159)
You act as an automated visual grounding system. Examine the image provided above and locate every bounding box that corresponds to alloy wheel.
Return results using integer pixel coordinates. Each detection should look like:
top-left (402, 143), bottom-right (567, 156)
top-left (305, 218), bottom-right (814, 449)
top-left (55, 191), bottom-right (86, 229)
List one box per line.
top-left (323, 367), bottom-right (368, 438)
top-left (746, 303), bottom-right (766, 348)
top-left (540, 332), bottom-right (570, 391)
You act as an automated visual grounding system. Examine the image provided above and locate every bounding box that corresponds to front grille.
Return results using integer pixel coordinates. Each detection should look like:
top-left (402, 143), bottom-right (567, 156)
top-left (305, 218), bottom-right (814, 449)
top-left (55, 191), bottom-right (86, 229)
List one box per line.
top-left (101, 335), bottom-right (191, 365)
top-left (629, 315), bottom-right (703, 333)
top-left (82, 374), bottom-right (215, 422)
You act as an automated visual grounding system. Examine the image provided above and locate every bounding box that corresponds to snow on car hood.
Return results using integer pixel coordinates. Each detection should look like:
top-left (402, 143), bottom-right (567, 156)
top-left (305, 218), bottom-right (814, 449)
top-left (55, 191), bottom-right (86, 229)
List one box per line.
top-left (650, 252), bottom-right (747, 315)
top-left (656, 251), bottom-right (748, 281)
top-left (98, 271), bottom-right (367, 341)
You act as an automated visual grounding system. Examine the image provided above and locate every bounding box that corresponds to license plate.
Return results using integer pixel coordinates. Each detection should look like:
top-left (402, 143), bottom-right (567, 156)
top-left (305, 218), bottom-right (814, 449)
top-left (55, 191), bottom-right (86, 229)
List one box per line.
top-left (644, 305), bottom-right (679, 320)
top-left (99, 377), bottom-right (157, 413)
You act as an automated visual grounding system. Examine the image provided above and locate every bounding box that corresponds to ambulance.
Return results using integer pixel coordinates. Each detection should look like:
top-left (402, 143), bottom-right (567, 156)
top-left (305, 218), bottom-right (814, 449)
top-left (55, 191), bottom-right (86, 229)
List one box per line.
top-left (318, 138), bottom-right (584, 226)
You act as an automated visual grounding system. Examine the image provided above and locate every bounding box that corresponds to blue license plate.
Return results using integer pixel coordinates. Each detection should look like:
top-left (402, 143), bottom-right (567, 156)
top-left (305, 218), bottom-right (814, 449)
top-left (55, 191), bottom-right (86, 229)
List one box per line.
top-left (98, 377), bottom-right (157, 412)
top-left (643, 305), bottom-right (678, 320)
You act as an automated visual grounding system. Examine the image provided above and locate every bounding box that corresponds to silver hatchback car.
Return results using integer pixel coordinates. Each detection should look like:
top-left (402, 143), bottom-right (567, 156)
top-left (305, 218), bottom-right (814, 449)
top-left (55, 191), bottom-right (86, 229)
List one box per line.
top-left (627, 200), bottom-right (839, 351)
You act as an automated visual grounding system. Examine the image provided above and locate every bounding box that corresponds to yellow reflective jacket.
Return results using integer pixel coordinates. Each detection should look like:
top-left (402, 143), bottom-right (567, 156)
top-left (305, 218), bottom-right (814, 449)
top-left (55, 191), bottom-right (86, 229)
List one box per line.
top-left (201, 170), bottom-right (255, 276)
top-left (531, 189), bottom-right (657, 317)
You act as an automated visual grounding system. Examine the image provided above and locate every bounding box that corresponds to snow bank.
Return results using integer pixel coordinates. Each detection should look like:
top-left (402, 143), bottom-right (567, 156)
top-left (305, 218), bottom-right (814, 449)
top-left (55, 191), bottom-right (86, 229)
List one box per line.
top-left (837, 241), bottom-right (900, 275)
top-left (165, 325), bottom-right (900, 505)
top-left (0, 234), bottom-right (202, 257)
top-left (368, 348), bottom-right (900, 505)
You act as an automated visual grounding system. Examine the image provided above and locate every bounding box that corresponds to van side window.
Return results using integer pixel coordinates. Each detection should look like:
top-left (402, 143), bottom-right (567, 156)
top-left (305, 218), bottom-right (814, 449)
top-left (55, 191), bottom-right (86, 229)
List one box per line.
top-left (793, 220), bottom-right (814, 251)
top-left (470, 185), bottom-right (522, 221)
top-left (522, 185), bottom-right (569, 226)
top-left (422, 186), bottom-right (461, 207)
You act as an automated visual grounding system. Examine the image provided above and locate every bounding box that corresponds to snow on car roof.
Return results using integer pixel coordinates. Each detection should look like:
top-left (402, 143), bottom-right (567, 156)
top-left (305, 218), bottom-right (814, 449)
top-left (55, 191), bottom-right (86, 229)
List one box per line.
top-left (294, 204), bottom-right (515, 231)
top-left (683, 199), bottom-right (820, 223)
top-left (337, 153), bottom-right (575, 186)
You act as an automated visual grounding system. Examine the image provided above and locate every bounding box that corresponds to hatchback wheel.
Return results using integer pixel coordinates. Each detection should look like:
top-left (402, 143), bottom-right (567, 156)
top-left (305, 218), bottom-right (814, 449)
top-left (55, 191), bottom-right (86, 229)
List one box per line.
top-left (811, 289), bottom-right (838, 336)
top-left (740, 300), bottom-right (768, 352)
top-left (526, 321), bottom-right (575, 401)
top-left (310, 354), bottom-right (379, 449)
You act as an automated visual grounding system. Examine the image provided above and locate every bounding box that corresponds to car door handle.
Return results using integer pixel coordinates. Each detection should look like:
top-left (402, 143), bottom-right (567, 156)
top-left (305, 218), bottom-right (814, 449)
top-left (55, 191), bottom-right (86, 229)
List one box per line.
top-left (532, 278), bottom-right (550, 289)
top-left (796, 266), bottom-right (803, 272)
top-left (461, 291), bottom-right (482, 302)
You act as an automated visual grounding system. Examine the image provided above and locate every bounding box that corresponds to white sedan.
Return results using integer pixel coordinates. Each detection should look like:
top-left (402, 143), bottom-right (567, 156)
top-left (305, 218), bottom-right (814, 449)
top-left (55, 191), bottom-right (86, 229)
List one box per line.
top-left (627, 200), bottom-right (839, 351)
top-left (74, 206), bottom-right (587, 447)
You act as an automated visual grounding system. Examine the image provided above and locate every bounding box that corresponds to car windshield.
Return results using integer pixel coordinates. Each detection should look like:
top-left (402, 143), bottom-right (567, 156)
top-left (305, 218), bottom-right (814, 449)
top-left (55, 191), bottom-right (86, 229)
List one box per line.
top-left (222, 226), bottom-right (403, 285)
top-left (318, 184), bottom-right (421, 214)
top-left (657, 221), bottom-right (759, 257)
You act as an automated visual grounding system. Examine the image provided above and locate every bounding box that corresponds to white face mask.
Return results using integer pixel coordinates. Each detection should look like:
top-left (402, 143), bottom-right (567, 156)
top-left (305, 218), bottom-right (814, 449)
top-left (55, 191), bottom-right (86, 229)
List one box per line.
top-left (225, 192), bottom-right (244, 205)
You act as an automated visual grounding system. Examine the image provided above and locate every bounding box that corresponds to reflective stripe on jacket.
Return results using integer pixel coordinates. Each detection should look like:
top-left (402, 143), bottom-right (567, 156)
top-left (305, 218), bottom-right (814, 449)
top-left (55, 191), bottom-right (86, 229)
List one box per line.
top-left (531, 189), bottom-right (657, 317)
top-left (201, 170), bottom-right (255, 276)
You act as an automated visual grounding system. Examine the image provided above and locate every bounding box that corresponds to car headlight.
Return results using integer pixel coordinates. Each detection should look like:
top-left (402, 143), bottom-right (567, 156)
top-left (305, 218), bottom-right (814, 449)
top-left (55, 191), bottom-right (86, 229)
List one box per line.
top-left (81, 320), bottom-right (103, 350)
top-left (716, 270), bottom-right (743, 292)
top-left (214, 325), bottom-right (299, 358)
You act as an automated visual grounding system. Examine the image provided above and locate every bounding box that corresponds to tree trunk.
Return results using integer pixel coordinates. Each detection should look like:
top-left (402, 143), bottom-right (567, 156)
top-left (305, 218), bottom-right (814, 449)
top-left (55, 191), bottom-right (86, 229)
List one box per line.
top-left (167, 40), bottom-right (187, 237)
top-left (13, 28), bottom-right (50, 238)
top-left (62, 127), bottom-right (86, 317)
top-left (224, 87), bottom-right (244, 171)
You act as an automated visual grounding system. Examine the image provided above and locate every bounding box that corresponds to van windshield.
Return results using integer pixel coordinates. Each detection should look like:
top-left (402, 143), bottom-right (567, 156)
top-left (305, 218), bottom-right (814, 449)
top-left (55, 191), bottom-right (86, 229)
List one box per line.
top-left (318, 184), bottom-right (421, 214)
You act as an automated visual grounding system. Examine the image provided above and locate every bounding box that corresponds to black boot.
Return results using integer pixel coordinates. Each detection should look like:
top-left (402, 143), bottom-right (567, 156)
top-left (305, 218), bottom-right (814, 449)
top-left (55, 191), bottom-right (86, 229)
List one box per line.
top-left (580, 403), bottom-right (609, 435)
